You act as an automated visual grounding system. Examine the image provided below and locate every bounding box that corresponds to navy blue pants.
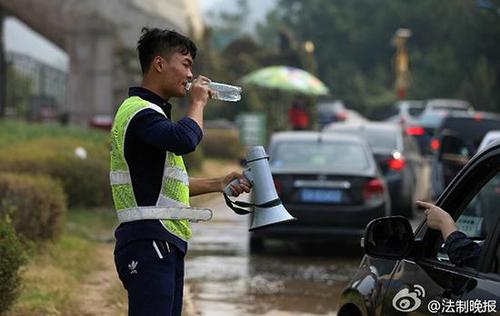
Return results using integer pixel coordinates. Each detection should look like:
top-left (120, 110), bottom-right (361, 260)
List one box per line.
top-left (114, 239), bottom-right (185, 316)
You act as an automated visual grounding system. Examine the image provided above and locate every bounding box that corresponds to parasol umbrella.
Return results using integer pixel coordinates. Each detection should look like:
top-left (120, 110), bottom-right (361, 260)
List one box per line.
top-left (240, 65), bottom-right (330, 96)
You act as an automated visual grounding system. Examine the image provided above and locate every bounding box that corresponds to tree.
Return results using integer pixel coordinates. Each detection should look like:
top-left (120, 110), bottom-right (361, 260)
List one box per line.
top-left (259, 0), bottom-right (500, 114)
top-left (5, 64), bottom-right (33, 117)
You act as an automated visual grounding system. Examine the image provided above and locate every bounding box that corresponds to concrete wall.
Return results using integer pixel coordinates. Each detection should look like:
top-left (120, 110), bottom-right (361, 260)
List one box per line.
top-left (0, 0), bottom-right (204, 123)
top-left (0, 11), bottom-right (5, 116)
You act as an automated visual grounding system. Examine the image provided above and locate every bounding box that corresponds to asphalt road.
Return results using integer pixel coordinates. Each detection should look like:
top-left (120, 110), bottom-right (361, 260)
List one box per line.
top-left (186, 193), bottom-right (425, 315)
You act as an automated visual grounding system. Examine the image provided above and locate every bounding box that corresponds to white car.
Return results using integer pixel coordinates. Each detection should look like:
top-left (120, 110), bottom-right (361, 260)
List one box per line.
top-left (478, 130), bottom-right (500, 152)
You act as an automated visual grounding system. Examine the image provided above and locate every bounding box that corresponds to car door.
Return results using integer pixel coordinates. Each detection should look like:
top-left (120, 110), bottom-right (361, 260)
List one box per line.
top-left (458, 173), bottom-right (500, 314)
top-left (379, 143), bottom-right (500, 315)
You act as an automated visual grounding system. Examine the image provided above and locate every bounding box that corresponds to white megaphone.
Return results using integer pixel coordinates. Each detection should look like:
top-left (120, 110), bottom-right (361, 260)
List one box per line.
top-left (223, 146), bottom-right (296, 230)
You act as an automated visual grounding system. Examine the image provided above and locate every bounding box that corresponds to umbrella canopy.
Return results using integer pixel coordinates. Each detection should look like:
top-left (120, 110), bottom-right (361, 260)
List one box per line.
top-left (241, 66), bottom-right (330, 96)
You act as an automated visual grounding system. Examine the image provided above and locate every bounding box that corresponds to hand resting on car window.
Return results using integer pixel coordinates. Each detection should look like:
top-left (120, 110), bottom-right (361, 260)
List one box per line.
top-left (416, 201), bottom-right (482, 268)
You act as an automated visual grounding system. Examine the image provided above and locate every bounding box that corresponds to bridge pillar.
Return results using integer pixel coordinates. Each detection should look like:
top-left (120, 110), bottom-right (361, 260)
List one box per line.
top-left (66, 20), bottom-right (115, 124)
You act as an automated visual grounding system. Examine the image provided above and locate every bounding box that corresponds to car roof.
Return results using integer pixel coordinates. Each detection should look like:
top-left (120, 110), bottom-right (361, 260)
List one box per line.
top-left (395, 100), bottom-right (424, 108)
top-left (478, 130), bottom-right (500, 152)
top-left (442, 111), bottom-right (500, 120)
top-left (324, 121), bottom-right (401, 133)
top-left (270, 131), bottom-right (366, 144)
top-left (483, 130), bottom-right (500, 138)
top-left (425, 98), bottom-right (471, 109)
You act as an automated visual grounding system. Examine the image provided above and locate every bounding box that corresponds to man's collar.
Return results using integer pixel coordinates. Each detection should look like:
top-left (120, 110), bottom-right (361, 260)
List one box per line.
top-left (128, 87), bottom-right (172, 118)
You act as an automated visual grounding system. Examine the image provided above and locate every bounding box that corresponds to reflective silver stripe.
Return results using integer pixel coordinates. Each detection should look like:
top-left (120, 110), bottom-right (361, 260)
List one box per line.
top-left (109, 168), bottom-right (188, 186)
top-left (157, 195), bottom-right (186, 208)
top-left (148, 103), bottom-right (166, 116)
top-left (117, 206), bottom-right (213, 223)
top-left (164, 167), bottom-right (189, 185)
top-left (109, 171), bottom-right (132, 185)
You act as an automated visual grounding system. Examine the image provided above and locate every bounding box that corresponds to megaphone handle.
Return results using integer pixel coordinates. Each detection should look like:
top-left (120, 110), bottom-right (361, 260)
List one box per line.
top-left (222, 170), bottom-right (252, 196)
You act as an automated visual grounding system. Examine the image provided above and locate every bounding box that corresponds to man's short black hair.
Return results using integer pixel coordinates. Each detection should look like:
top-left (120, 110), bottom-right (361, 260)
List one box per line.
top-left (137, 27), bottom-right (197, 74)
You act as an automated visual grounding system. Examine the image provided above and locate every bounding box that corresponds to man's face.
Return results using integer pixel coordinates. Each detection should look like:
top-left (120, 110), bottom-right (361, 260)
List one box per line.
top-left (155, 51), bottom-right (193, 98)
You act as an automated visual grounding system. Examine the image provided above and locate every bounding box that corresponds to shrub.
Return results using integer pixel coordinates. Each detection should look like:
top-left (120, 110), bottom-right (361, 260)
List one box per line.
top-left (0, 217), bottom-right (26, 315)
top-left (201, 128), bottom-right (243, 160)
top-left (0, 173), bottom-right (67, 241)
top-left (0, 137), bottom-right (111, 208)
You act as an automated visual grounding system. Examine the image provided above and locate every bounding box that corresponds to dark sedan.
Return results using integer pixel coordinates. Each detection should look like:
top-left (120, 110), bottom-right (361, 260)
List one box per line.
top-left (338, 140), bottom-right (500, 316)
top-left (431, 111), bottom-right (500, 199)
top-left (324, 122), bottom-right (430, 218)
top-left (249, 131), bottom-right (390, 253)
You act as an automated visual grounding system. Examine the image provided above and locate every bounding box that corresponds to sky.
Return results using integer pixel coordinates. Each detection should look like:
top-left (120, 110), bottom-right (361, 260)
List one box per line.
top-left (2, 0), bottom-right (277, 72)
top-left (3, 17), bottom-right (69, 71)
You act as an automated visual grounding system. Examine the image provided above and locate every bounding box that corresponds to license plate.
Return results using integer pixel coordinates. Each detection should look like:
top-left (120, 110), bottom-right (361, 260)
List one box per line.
top-left (300, 189), bottom-right (342, 203)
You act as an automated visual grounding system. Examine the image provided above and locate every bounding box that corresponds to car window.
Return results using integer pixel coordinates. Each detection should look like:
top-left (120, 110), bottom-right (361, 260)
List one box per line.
top-left (495, 236), bottom-right (500, 275)
top-left (364, 129), bottom-right (398, 152)
top-left (440, 134), bottom-right (471, 158)
top-left (270, 141), bottom-right (369, 171)
top-left (408, 106), bottom-right (424, 117)
top-left (435, 172), bottom-right (500, 267)
top-left (415, 112), bottom-right (446, 128)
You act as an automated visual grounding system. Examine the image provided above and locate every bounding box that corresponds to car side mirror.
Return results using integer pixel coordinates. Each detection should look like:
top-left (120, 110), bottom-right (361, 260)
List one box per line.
top-left (362, 216), bottom-right (414, 259)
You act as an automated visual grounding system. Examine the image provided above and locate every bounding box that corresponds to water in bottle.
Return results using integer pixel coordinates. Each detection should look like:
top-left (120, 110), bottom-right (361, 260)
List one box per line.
top-left (185, 81), bottom-right (242, 102)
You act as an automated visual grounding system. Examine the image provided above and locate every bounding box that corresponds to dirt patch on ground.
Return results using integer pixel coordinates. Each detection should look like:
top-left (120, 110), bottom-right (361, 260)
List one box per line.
top-left (76, 243), bottom-right (126, 316)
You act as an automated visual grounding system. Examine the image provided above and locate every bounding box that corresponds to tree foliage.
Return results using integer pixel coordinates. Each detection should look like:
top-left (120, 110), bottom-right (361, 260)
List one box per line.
top-left (263, 0), bottom-right (500, 113)
top-left (5, 64), bottom-right (33, 117)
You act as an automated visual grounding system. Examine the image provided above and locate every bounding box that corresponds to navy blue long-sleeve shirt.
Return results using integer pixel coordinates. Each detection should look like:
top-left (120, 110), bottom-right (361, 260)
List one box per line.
top-left (442, 231), bottom-right (482, 268)
top-left (114, 87), bottom-right (203, 254)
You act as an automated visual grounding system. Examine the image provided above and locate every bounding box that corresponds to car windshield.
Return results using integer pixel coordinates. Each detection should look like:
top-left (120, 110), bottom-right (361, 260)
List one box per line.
top-left (415, 112), bottom-right (447, 128)
top-left (317, 101), bottom-right (344, 113)
top-left (270, 141), bottom-right (369, 171)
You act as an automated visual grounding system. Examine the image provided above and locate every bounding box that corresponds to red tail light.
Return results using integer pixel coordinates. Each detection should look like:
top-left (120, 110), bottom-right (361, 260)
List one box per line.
top-left (363, 179), bottom-right (385, 206)
top-left (430, 138), bottom-right (440, 151)
top-left (405, 126), bottom-right (424, 136)
top-left (473, 113), bottom-right (482, 121)
top-left (273, 178), bottom-right (282, 194)
top-left (388, 158), bottom-right (405, 171)
top-left (336, 111), bottom-right (347, 121)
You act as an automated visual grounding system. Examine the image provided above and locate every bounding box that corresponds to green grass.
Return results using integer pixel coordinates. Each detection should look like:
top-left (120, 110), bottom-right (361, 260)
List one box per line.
top-left (6, 208), bottom-right (116, 316)
top-left (64, 208), bottom-right (116, 242)
top-left (0, 119), bottom-right (108, 149)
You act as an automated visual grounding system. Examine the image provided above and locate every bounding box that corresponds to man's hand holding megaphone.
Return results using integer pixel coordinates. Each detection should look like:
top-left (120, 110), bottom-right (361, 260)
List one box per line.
top-left (221, 146), bottom-right (296, 230)
top-left (221, 172), bottom-right (252, 196)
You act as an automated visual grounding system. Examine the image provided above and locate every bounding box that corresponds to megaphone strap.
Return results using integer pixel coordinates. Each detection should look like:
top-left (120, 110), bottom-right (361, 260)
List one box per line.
top-left (255, 198), bottom-right (282, 208)
top-left (223, 193), bottom-right (251, 215)
top-left (223, 193), bottom-right (282, 215)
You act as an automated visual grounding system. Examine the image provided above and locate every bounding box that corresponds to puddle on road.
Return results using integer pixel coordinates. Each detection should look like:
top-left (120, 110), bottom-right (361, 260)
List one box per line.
top-left (186, 250), bottom-right (360, 315)
top-left (186, 196), bottom-right (364, 315)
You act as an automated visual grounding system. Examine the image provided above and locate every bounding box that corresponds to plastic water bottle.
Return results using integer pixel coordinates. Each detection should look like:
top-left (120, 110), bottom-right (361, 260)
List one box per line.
top-left (186, 81), bottom-right (242, 102)
top-left (208, 82), bottom-right (242, 102)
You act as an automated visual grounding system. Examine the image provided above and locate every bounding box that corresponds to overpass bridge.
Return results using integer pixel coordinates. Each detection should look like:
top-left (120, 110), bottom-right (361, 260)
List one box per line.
top-left (0, 0), bottom-right (203, 123)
